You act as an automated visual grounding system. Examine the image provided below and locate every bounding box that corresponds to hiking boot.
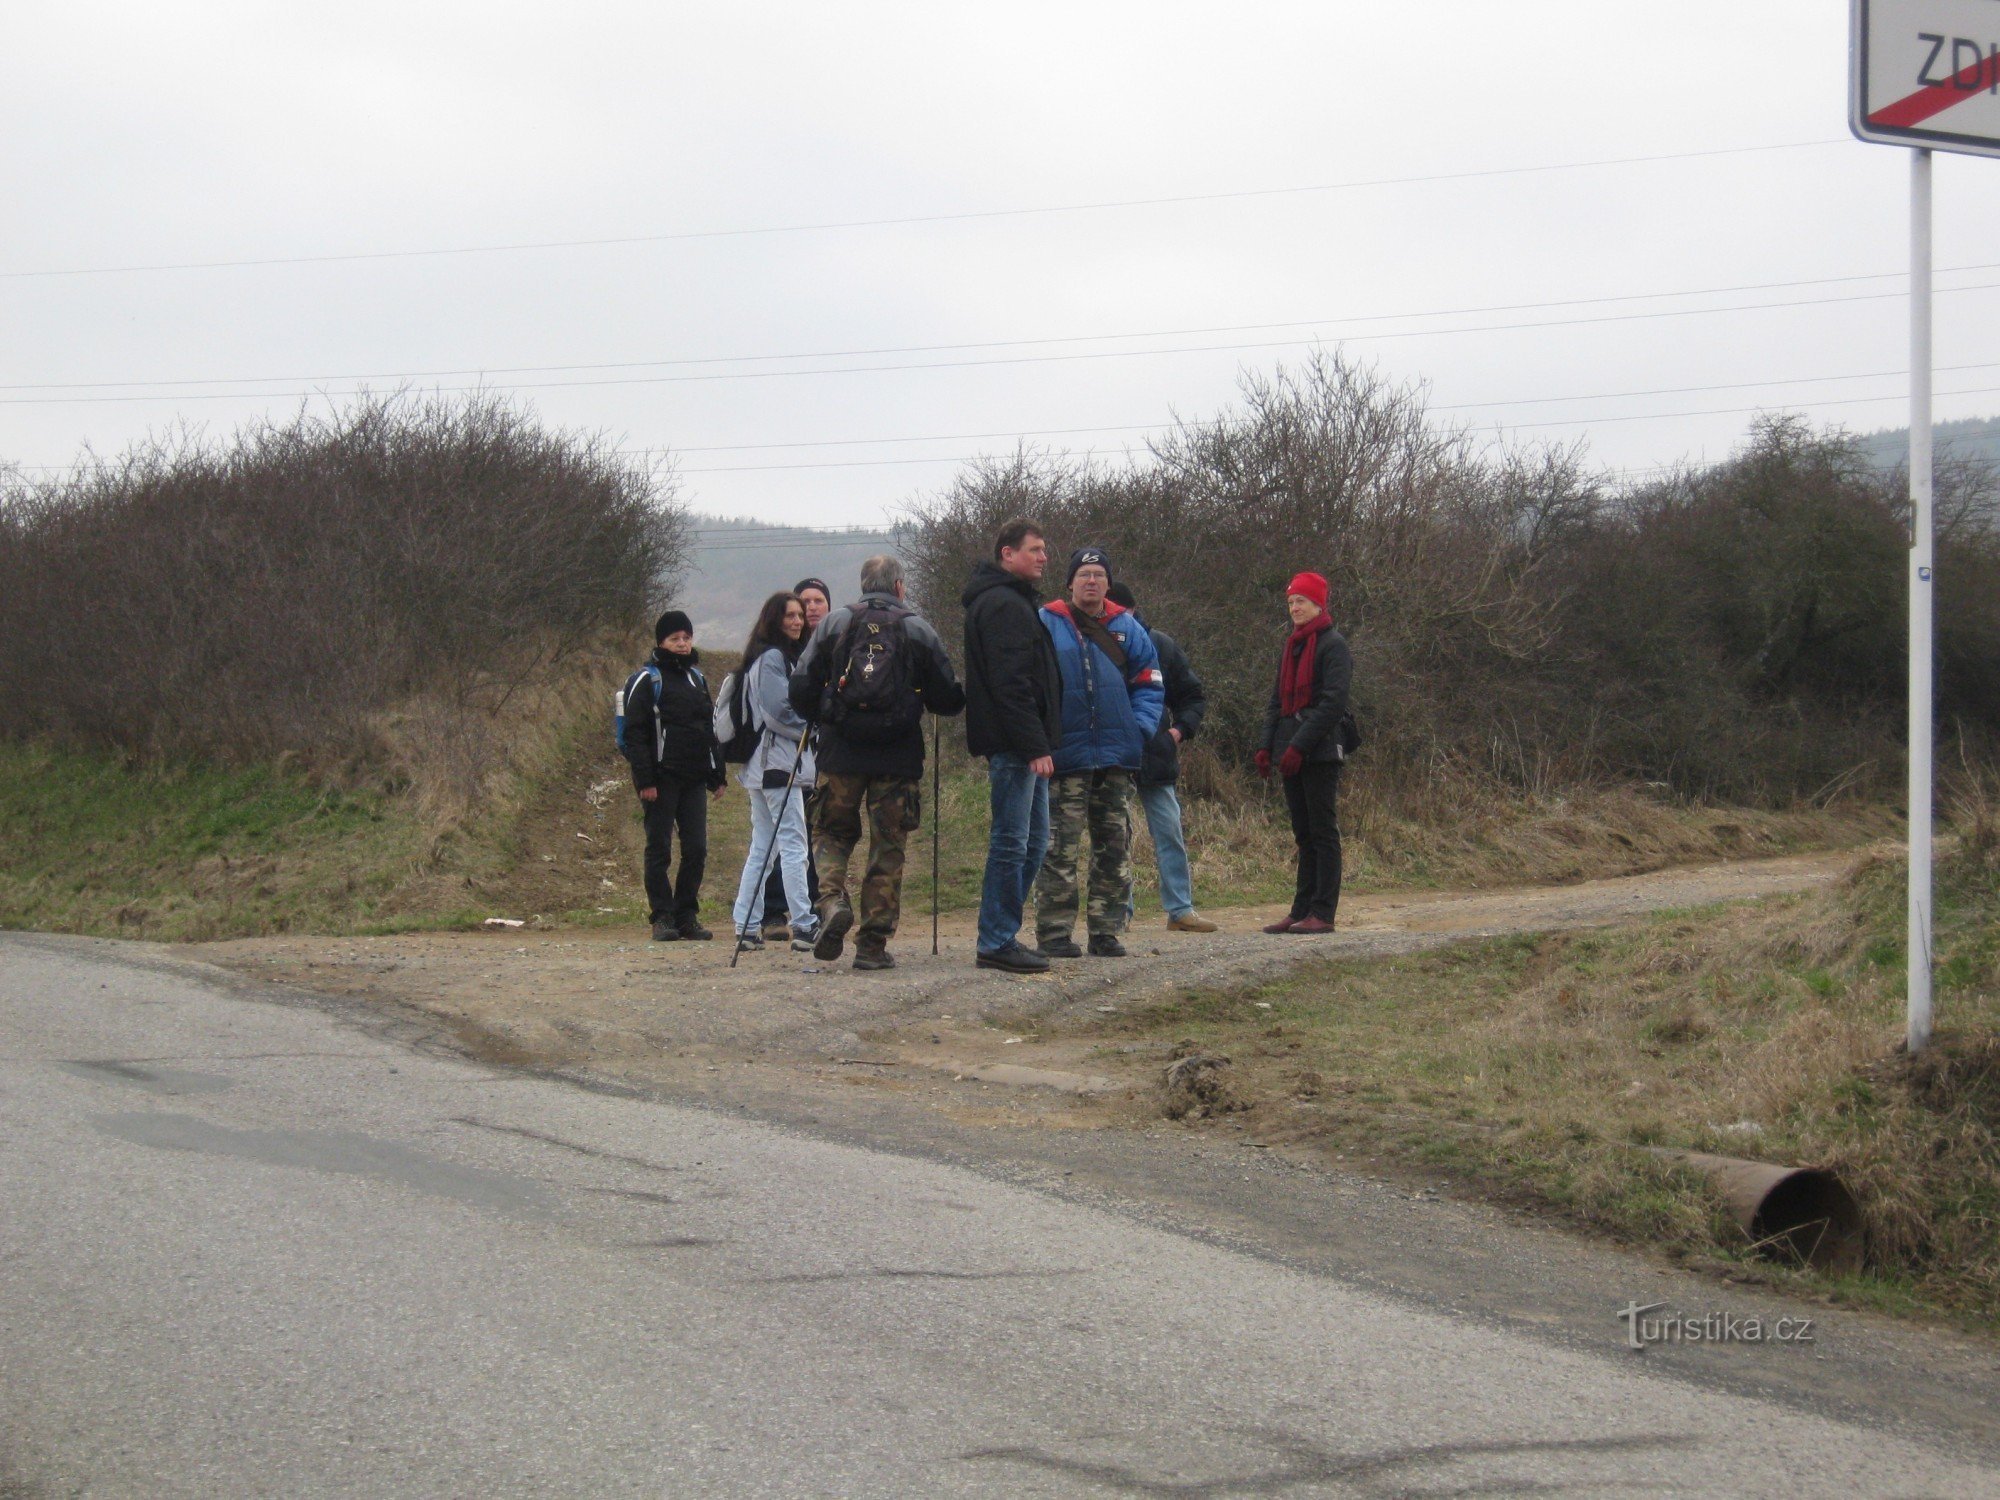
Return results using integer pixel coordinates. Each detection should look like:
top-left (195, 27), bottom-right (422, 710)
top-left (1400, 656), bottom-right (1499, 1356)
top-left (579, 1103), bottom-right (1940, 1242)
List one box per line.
top-left (977, 941), bottom-right (1050, 974)
top-left (853, 949), bottom-right (895, 972)
top-left (1167, 913), bottom-right (1218, 933)
top-left (761, 920), bottom-right (790, 942)
top-left (651, 920), bottom-right (681, 942)
top-left (734, 928), bottom-right (764, 950)
top-left (1261, 917), bottom-right (1298, 935)
top-left (1289, 915), bottom-right (1335, 935)
top-left (1037, 937), bottom-right (1083, 959)
top-left (678, 918), bottom-right (713, 941)
top-left (1087, 933), bottom-right (1127, 958)
top-left (789, 926), bottom-right (818, 953)
top-left (813, 902), bottom-right (853, 962)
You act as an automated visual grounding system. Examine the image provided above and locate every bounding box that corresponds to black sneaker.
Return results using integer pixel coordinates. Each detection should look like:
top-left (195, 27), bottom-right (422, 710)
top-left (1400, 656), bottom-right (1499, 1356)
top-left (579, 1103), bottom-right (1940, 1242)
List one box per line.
top-left (853, 950), bottom-right (895, 971)
top-left (813, 903), bottom-right (853, 962)
top-left (733, 928), bottom-right (764, 950)
top-left (651, 920), bottom-right (681, 942)
top-left (1087, 934), bottom-right (1127, 958)
top-left (1037, 937), bottom-right (1083, 959)
top-left (678, 919), bottom-right (712, 941)
top-left (977, 942), bottom-right (1050, 974)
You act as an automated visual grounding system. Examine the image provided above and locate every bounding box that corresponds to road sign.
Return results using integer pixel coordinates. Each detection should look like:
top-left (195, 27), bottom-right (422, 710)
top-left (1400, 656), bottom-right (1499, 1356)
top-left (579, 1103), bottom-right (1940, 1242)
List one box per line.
top-left (1853, 0), bottom-right (2000, 157)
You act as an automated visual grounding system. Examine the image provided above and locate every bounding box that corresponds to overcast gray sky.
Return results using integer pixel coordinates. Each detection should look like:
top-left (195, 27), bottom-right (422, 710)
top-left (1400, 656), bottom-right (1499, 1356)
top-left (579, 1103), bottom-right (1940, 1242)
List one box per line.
top-left (4, 2), bottom-right (1993, 527)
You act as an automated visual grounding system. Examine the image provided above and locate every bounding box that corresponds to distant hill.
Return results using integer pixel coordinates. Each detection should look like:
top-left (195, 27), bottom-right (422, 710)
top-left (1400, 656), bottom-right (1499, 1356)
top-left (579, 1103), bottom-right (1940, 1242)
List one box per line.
top-left (665, 514), bottom-right (897, 649)
top-left (1853, 415), bottom-right (2000, 472)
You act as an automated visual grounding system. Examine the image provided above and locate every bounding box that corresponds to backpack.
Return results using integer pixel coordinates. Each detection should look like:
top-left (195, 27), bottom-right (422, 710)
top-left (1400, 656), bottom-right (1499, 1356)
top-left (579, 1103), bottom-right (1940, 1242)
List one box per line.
top-left (825, 602), bottom-right (922, 745)
top-left (613, 664), bottom-right (663, 756)
top-left (710, 666), bottom-right (760, 764)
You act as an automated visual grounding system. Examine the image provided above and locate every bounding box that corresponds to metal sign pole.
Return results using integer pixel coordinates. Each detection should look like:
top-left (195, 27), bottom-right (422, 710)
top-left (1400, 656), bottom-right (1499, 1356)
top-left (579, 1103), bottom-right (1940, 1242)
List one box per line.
top-left (1908, 146), bottom-right (1935, 1054)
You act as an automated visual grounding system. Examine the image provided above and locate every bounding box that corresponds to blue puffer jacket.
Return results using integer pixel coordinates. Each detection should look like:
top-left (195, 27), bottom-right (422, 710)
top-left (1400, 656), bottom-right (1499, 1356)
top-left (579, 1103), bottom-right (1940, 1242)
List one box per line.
top-left (1041, 600), bottom-right (1166, 775)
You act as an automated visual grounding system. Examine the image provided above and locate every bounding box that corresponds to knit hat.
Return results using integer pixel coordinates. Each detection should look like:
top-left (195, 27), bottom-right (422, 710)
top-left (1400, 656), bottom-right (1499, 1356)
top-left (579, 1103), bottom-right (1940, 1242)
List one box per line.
top-left (1106, 582), bottom-right (1137, 610)
top-left (1284, 572), bottom-right (1329, 610)
top-left (792, 577), bottom-right (830, 601)
top-left (654, 609), bottom-right (693, 642)
top-left (1067, 546), bottom-right (1112, 585)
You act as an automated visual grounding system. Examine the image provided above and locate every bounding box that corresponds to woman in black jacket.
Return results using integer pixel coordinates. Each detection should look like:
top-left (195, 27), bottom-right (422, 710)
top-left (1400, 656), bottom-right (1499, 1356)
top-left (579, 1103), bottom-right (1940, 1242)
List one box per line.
top-left (619, 610), bottom-right (727, 942)
top-left (1255, 572), bottom-right (1354, 934)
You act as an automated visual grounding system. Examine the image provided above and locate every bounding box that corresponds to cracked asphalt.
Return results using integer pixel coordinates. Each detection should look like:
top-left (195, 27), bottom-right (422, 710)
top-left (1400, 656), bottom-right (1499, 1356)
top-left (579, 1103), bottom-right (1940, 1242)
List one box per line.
top-left (5, 926), bottom-right (2000, 1496)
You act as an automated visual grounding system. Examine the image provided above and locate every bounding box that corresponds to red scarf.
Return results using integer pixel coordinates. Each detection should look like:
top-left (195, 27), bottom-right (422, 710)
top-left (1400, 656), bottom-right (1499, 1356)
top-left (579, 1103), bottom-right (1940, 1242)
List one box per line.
top-left (1278, 613), bottom-right (1332, 717)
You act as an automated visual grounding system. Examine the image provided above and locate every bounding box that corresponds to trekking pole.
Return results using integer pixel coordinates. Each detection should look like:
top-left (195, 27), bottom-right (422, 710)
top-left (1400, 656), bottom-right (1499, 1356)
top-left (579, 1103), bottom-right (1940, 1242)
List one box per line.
top-left (730, 729), bottom-right (812, 970)
top-left (932, 713), bottom-right (941, 956)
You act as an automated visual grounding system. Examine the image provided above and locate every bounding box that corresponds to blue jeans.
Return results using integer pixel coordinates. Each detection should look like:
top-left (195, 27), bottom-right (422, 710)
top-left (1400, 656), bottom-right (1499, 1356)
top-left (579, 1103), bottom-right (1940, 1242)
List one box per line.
top-left (1133, 781), bottom-right (1195, 920)
top-left (977, 752), bottom-right (1050, 954)
top-left (731, 786), bottom-right (813, 935)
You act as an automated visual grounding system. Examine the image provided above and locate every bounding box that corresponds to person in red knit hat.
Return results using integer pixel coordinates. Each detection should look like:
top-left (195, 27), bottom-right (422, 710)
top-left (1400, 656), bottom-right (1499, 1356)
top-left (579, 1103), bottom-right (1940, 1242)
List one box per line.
top-left (1254, 571), bottom-right (1355, 934)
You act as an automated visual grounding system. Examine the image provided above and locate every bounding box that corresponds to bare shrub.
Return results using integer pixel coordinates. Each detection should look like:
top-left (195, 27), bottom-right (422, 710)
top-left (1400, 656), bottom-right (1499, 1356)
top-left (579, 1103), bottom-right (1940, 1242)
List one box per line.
top-left (0, 392), bottom-right (687, 774)
top-left (902, 352), bottom-right (2000, 807)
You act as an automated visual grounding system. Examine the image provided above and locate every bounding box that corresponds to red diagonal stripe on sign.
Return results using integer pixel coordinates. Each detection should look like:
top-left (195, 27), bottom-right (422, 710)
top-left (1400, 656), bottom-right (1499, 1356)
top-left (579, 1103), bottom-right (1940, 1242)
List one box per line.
top-left (1870, 49), bottom-right (2000, 129)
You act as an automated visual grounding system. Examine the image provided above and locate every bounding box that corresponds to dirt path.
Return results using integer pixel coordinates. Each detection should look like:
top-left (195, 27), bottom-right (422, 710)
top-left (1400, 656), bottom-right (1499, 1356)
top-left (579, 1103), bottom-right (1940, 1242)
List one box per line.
top-left (195, 846), bottom-right (1877, 1090)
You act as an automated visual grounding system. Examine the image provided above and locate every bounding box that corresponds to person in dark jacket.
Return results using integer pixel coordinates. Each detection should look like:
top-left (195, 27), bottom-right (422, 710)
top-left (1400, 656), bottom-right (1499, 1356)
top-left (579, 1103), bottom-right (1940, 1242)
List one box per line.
top-left (1034, 547), bottom-right (1164, 959)
top-left (787, 555), bottom-right (965, 970)
top-left (618, 610), bottom-right (727, 942)
top-left (961, 519), bottom-right (1065, 973)
top-left (1255, 571), bottom-right (1354, 934)
top-left (1107, 581), bottom-right (1216, 934)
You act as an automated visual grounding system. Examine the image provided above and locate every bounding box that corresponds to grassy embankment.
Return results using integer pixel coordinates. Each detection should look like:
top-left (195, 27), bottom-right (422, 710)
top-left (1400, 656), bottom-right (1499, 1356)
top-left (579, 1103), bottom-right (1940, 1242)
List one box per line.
top-left (0, 700), bottom-right (1897, 942)
top-left (1070, 825), bottom-right (2000, 1329)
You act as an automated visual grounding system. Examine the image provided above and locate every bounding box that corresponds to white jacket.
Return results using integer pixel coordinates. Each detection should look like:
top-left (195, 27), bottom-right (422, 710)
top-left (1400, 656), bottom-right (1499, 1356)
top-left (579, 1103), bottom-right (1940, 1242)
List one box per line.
top-left (736, 644), bottom-right (817, 790)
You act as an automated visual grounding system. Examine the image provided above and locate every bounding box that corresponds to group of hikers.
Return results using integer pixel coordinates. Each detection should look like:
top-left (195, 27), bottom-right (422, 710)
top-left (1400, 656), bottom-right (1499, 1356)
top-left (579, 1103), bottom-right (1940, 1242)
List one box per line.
top-left (614, 518), bottom-right (1354, 974)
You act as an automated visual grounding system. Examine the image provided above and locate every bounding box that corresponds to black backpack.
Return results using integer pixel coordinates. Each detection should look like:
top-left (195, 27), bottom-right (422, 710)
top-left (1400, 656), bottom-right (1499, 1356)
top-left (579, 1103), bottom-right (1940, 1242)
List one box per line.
top-left (825, 602), bottom-right (922, 744)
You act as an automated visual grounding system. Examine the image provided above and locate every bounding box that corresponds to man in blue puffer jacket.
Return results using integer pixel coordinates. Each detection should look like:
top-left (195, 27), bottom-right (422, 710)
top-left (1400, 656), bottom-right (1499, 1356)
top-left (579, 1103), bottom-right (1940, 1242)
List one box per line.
top-left (1033, 546), bottom-right (1165, 958)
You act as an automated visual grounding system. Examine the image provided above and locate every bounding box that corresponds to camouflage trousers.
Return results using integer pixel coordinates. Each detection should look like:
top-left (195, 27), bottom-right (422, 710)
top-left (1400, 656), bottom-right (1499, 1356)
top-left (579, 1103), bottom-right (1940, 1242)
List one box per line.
top-left (810, 772), bottom-right (921, 954)
top-left (1034, 768), bottom-right (1134, 944)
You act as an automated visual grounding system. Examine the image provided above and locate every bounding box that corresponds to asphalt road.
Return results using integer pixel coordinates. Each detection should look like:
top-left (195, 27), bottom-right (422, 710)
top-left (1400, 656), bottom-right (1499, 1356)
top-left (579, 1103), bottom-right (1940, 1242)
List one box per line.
top-left (3, 933), bottom-right (1996, 1498)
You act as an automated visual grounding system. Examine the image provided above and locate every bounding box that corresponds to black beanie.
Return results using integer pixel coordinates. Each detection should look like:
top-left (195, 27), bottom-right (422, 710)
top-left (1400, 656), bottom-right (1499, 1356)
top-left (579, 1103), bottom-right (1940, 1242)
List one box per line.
top-left (792, 577), bottom-right (830, 600)
top-left (654, 609), bottom-right (693, 643)
top-left (1066, 546), bottom-right (1112, 585)
top-left (1106, 581), bottom-right (1136, 610)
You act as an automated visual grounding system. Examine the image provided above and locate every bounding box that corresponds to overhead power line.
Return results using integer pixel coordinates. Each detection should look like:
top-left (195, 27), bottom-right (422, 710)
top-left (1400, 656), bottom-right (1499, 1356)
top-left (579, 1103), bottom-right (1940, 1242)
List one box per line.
top-left (0, 139), bottom-right (1845, 282)
top-left (5, 276), bottom-right (1993, 411)
top-left (7, 256), bottom-right (1973, 395)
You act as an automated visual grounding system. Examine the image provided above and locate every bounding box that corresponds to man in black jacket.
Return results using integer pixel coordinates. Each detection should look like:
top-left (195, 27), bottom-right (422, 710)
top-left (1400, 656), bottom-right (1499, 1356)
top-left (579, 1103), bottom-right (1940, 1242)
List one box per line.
top-left (788, 556), bottom-right (966, 971)
top-left (1106, 582), bottom-right (1216, 933)
top-left (962, 518), bottom-right (1064, 973)
top-left (618, 610), bottom-right (727, 942)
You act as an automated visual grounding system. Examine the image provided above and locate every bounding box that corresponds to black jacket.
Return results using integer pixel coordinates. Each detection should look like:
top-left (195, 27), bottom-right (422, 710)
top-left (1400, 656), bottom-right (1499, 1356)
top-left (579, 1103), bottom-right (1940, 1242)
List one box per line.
top-left (788, 592), bottom-right (966, 780)
top-left (1138, 628), bottom-right (1207, 787)
top-left (622, 647), bottom-right (726, 792)
top-left (960, 560), bottom-right (1063, 761)
top-left (1260, 626), bottom-right (1354, 768)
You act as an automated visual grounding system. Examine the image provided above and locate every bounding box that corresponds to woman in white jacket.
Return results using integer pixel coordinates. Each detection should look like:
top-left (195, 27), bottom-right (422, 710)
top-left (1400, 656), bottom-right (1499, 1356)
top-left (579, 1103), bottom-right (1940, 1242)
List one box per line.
top-left (729, 591), bottom-right (818, 949)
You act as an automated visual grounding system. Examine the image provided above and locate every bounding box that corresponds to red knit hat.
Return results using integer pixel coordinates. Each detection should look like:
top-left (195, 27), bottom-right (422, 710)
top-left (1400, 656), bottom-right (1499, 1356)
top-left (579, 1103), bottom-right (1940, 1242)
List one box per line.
top-left (1285, 571), bottom-right (1329, 610)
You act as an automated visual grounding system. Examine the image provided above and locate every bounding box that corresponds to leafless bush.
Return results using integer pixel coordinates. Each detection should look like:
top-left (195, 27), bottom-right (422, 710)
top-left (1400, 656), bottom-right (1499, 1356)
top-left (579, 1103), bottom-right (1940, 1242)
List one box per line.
top-left (0, 392), bottom-right (687, 774)
top-left (902, 353), bottom-right (2000, 806)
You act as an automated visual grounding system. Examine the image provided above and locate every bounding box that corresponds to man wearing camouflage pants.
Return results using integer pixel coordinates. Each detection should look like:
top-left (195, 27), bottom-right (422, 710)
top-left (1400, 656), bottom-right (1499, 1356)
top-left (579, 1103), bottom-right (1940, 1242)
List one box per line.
top-left (788, 555), bottom-right (965, 970)
top-left (1034, 547), bottom-right (1165, 959)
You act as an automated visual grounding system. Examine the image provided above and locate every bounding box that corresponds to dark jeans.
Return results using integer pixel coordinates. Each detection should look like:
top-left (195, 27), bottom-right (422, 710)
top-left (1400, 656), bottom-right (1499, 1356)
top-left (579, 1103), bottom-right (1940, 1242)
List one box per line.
top-left (642, 774), bottom-right (709, 924)
top-left (1282, 762), bottom-right (1342, 923)
top-left (763, 848), bottom-right (820, 928)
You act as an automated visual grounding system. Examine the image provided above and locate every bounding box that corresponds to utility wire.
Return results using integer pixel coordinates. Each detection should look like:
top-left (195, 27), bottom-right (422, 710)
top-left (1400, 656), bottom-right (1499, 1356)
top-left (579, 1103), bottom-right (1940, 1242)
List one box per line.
top-left (0, 139), bottom-right (1845, 282)
top-left (5, 276), bottom-right (1993, 410)
top-left (3, 256), bottom-right (1978, 395)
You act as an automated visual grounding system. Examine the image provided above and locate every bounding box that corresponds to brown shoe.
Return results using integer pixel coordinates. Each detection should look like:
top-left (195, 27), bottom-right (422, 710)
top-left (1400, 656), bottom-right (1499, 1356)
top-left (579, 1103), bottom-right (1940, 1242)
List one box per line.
top-left (1260, 917), bottom-right (1297, 935)
top-left (1289, 915), bottom-right (1335, 935)
top-left (1167, 913), bottom-right (1218, 933)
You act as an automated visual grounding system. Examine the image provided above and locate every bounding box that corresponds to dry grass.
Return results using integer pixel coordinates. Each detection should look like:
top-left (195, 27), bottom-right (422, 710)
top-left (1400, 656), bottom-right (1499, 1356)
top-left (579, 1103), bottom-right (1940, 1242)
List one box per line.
top-left (1080, 830), bottom-right (2000, 1326)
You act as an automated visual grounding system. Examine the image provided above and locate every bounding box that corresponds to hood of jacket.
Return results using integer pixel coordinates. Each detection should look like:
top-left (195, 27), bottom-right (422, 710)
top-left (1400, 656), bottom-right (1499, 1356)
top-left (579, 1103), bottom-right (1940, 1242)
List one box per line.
top-left (962, 559), bottom-right (1042, 611)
